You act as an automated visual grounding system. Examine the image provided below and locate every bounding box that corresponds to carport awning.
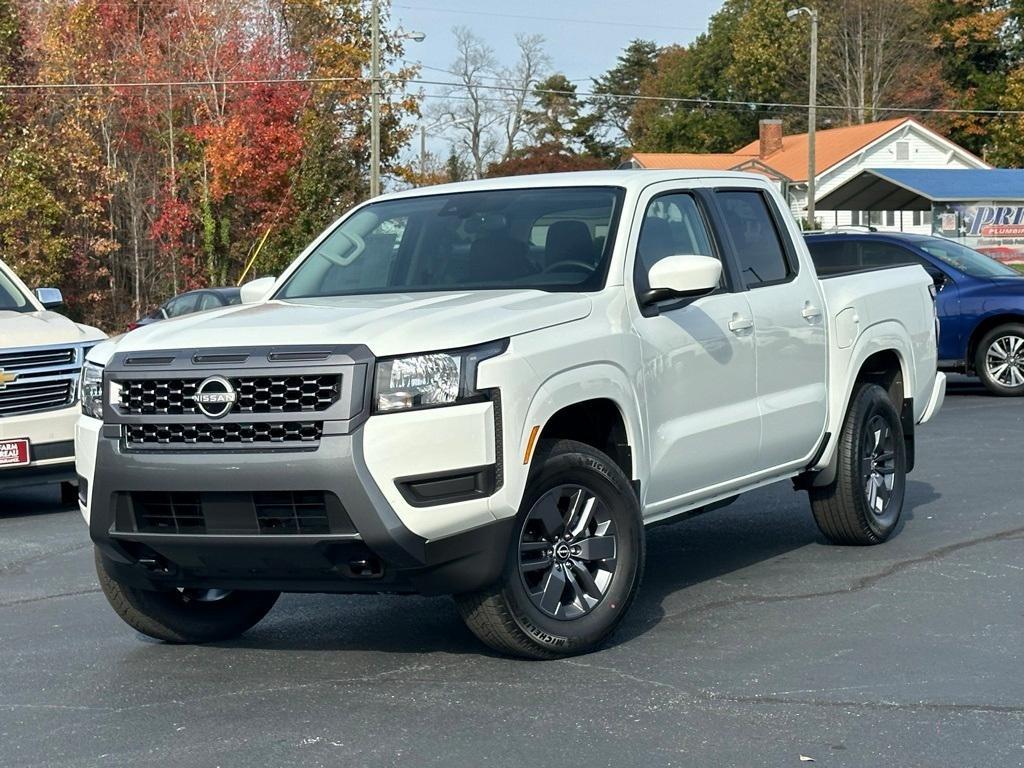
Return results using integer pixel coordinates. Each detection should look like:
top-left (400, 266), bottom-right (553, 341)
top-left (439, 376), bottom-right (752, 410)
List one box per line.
top-left (817, 168), bottom-right (1024, 211)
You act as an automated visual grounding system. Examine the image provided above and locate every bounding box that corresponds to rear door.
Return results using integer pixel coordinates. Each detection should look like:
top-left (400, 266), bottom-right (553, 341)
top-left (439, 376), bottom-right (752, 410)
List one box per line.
top-left (629, 182), bottom-right (761, 509)
top-left (711, 188), bottom-right (828, 471)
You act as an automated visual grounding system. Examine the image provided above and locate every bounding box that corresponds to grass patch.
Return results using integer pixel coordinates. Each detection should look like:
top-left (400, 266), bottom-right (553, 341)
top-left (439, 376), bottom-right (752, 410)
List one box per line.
top-left (1013, 263), bottom-right (1024, 275)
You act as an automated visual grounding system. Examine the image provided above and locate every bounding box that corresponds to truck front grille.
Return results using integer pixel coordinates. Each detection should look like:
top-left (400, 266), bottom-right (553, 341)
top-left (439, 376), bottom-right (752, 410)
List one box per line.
top-left (118, 375), bottom-right (340, 416)
top-left (130, 490), bottom-right (344, 535)
top-left (0, 379), bottom-right (74, 417)
top-left (124, 421), bottom-right (323, 446)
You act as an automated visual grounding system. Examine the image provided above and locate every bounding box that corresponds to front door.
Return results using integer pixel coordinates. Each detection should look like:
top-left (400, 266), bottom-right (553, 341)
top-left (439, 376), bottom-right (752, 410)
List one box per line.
top-left (631, 187), bottom-right (762, 512)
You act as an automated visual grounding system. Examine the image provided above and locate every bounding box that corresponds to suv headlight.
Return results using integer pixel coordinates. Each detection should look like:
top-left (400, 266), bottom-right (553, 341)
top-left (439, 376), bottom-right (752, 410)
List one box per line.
top-left (374, 340), bottom-right (507, 413)
top-left (79, 361), bottom-right (104, 419)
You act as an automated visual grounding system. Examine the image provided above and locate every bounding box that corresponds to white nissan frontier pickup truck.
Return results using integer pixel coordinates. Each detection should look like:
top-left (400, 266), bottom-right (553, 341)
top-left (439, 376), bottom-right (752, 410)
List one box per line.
top-left (77, 171), bottom-right (945, 658)
top-left (1, 258), bottom-right (105, 499)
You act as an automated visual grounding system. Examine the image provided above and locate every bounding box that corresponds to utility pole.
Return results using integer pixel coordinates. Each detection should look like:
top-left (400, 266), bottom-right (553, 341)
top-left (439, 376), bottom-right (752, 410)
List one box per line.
top-left (420, 125), bottom-right (427, 179)
top-left (788, 6), bottom-right (818, 228)
top-left (370, 0), bottom-right (381, 198)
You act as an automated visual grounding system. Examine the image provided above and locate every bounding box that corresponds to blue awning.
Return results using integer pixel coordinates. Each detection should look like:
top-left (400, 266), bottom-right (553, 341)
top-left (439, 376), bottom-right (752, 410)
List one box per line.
top-left (817, 168), bottom-right (1024, 211)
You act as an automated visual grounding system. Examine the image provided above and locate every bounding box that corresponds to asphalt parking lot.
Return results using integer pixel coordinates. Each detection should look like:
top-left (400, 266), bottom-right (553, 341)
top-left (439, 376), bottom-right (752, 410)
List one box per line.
top-left (1, 377), bottom-right (1021, 768)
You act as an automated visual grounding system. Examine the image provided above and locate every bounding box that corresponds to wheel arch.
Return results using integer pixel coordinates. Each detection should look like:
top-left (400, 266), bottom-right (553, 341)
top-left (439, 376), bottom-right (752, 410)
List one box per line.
top-left (966, 313), bottom-right (1024, 373)
top-left (809, 330), bottom-right (915, 488)
top-left (513, 364), bottom-right (644, 504)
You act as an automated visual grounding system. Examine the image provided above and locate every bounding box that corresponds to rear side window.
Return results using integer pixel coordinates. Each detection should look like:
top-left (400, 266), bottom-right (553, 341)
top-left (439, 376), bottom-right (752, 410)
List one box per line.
top-left (165, 293), bottom-right (200, 318)
top-left (858, 241), bottom-right (919, 268)
top-left (716, 190), bottom-right (792, 288)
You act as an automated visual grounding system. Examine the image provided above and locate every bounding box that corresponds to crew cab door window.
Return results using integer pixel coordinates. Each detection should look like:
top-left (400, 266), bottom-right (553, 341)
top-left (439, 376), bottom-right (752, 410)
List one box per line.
top-left (716, 190), bottom-right (793, 288)
top-left (634, 193), bottom-right (720, 294)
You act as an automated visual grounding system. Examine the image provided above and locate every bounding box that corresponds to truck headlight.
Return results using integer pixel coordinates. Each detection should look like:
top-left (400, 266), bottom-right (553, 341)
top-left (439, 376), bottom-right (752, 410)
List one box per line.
top-left (79, 361), bottom-right (104, 419)
top-left (374, 340), bottom-right (507, 413)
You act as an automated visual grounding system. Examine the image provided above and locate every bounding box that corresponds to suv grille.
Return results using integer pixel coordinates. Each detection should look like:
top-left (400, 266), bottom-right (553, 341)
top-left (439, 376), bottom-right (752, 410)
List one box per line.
top-left (131, 491), bottom-right (339, 535)
top-left (0, 344), bottom-right (87, 418)
top-left (118, 375), bottom-right (341, 416)
top-left (124, 421), bottom-right (323, 445)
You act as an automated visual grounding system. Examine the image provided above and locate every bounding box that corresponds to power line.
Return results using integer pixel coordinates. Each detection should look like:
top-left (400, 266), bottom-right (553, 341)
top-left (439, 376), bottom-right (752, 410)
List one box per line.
top-left (3, 73), bottom-right (1023, 118)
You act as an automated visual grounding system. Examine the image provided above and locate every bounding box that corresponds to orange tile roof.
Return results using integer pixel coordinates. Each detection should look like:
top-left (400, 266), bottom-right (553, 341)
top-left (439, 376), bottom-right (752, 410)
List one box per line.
top-left (633, 117), bottom-right (915, 182)
top-left (630, 153), bottom-right (744, 171)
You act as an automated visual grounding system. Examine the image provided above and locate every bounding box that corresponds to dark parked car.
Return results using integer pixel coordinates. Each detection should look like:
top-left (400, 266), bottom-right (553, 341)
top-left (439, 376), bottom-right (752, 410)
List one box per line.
top-left (128, 287), bottom-right (242, 331)
top-left (806, 232), bottom-right (1024, 396)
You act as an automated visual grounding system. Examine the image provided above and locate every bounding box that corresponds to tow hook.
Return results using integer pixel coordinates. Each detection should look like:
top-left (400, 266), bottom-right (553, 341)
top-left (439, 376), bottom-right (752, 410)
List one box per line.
top-left (137, 555), bottom-right (174, 575)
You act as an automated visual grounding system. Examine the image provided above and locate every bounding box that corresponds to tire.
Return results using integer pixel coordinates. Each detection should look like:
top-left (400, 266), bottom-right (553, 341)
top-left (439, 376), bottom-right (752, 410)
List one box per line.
top-left (809, 383), bottom-right (906, 545)
top-left (455, 439), bottom-right (644, 660)
top-left (974, 323), bottom-right (1024, 396)
top-left (95, 548), bottom-right (280, 643)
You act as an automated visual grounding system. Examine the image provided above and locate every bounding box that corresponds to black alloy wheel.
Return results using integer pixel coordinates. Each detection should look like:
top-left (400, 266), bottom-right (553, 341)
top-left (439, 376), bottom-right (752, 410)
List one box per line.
top-left (518, 484), bottom-right (618, 620)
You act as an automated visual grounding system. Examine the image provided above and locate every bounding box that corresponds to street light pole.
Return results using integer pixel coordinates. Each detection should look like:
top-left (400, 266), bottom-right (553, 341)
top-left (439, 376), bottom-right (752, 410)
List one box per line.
top-left (788, 6), bottom-right (818, 228)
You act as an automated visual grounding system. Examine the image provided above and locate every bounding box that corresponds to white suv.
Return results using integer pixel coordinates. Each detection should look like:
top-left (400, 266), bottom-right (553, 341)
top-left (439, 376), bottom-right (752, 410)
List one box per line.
top-left (1, 259), bottom-right (105, 499)
top-left (77, 171), bottom-right (945, 658)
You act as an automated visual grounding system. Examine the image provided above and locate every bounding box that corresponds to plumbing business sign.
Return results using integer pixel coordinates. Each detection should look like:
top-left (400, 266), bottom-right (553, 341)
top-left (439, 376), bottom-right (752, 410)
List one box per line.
top-left (933, 202), bottom-right (1024, 262)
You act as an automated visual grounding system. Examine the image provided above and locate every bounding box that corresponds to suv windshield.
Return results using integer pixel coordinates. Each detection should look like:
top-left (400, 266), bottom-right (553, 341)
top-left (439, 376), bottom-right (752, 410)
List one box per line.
top-left (918, 238), bottom-right (1021, 278)
top-left (0, 267), bottom-right (32, 312)
top-left (277, 187), bottom-right (625, 299)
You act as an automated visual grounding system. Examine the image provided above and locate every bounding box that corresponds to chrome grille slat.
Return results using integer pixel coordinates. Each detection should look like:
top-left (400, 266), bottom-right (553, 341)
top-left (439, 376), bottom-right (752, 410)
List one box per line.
top-left (0, 348), bottom-right (75, 370)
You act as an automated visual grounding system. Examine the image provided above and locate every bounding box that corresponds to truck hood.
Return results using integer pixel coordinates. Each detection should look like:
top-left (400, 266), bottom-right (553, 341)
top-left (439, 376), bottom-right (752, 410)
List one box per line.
top-left (0, 309), bottom-right (105, 348)
top-left (93, 290), bottom-right (592, 361)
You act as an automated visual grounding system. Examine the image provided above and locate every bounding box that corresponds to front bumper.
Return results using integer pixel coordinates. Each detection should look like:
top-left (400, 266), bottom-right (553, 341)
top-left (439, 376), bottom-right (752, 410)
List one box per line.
top-left (0, 405), bottom-right (78, 490)
top-left (85, 423), bottom-right (514, 596)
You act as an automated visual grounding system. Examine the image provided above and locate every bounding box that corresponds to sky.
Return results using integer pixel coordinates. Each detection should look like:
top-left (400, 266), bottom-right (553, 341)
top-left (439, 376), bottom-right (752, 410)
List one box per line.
top-left (389, 0), bottom-right (724, 161)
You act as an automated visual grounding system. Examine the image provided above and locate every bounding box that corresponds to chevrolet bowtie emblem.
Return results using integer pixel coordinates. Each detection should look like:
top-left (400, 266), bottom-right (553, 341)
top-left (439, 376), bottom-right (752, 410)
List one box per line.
top-left (0, 370), bottom-right (16, 389)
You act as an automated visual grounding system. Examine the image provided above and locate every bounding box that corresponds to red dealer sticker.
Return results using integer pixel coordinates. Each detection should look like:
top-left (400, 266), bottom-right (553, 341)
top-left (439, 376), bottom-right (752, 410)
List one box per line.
top-left (0, 439), bottom-right (30, 467)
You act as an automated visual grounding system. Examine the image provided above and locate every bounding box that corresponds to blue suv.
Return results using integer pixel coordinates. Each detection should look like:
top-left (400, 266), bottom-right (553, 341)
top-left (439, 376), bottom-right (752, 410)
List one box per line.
top-left (806, 232), bottom-right (1024, 396)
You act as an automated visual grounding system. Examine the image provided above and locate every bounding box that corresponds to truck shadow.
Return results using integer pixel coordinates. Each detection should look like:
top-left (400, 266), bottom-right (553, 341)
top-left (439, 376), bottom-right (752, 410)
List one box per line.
top-left (0, 485), bottom-right (75, 518)
top-left (223, 479), bottom-right (938, 656)
top-left (613, 478), bottom-right (937, 646)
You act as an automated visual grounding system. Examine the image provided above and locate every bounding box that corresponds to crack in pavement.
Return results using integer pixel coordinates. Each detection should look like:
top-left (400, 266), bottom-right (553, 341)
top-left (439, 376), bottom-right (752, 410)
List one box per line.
top-left (704, 691), bottom-right (1024, 716)
top-left (664, 525), bottom-right (1024, 623)
top-left (0, 587), bottom-right (101, 608)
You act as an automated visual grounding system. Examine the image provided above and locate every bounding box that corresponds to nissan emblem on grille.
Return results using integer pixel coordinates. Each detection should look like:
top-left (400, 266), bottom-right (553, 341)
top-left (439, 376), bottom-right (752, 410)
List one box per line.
top-left (194, 376), bottom-right (237, 418)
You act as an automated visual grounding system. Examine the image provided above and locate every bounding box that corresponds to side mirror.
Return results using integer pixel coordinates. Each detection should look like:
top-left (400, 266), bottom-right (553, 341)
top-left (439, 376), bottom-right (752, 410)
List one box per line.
top-left (929, 271), bottom-right (949, 291)
top-left (34, 287), bottom-right (64, 309)
top-left (640, 255), bottom-right (722, 306)
top-left (240, 276), bottom-right (277, 304)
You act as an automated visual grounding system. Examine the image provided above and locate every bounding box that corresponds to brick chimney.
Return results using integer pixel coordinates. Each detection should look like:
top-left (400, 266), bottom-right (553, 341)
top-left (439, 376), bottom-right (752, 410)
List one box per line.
top-left (759, 119), bottom-right (783, 159)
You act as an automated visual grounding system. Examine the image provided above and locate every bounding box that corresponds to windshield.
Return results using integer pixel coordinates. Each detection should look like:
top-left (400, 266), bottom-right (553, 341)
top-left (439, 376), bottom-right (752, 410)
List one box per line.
top-left (0, 267), bottom-right (32, 312)
top-left (277, 187), bottom-right (625, 299)
top-left (918, 238), bottom-right (1021, 278)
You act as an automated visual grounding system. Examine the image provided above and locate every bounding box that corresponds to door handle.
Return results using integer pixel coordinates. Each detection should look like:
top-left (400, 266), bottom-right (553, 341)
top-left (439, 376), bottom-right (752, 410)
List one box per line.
top-left (801, 302), bottom-right (822, 320)
top-left (728, 314), bottom-right (754, 333)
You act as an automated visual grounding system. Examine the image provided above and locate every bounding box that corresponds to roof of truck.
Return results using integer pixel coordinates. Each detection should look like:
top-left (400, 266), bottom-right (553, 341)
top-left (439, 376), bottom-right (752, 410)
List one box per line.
top-left (376, 169), bottom-right (772, 201)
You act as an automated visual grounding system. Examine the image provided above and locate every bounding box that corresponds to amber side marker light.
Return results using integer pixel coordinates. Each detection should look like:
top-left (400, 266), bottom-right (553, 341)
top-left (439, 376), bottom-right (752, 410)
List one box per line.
top-left (523, 425), bottom-right (540, 465)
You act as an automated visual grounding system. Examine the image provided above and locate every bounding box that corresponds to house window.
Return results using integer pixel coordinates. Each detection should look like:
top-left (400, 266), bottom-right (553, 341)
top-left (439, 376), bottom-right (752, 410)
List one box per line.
top-left (886, 211), bottom-right (895, 226)
top-left (895, 141), bottom-right (910, 161)
top-left (869, 211), bottom-right (883, 226)
top-left (912, 210), bottom-right (923, 226)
